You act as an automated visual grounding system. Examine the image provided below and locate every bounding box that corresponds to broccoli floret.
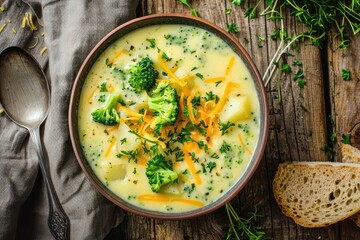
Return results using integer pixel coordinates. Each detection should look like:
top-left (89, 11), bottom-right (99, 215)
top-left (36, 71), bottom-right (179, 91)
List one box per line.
top-left (148, 82), bottom-right (179, 125)
top-left (91, 93), bottom-right (121, 125)
top-left (145, 153), bottom-right (179, 193)
top-left (129, 57), bottom-right (158, 93)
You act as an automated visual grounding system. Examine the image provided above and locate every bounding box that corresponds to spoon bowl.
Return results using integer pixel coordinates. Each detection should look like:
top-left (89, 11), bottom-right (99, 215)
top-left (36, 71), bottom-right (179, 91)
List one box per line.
top-left (0, 47), bottom-right (70, 240)
top-left (0, 47), bottom-right (49, 128)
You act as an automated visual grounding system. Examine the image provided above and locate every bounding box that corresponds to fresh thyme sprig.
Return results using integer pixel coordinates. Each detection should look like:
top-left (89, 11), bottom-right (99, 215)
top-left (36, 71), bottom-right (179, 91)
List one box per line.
top-left (225, 203), bottom-right (268, 240)
top-left (241, 0), bottom-right (360, 86)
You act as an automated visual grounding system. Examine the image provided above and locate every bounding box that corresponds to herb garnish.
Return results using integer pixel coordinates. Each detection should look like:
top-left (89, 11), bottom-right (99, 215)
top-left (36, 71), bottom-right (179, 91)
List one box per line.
top-left (342, 69), bottom-right (351, 81)
top-left (218, 121), bottom-right (236, 135)
top-left (341, 133), bottom-right (351, 144)
top-left (226, 23), bottom-right (239, 34)
top-left (260, 0), bottom-right (360, 86)
top-left (161, 52), bottom-right (172, 62)
top-left (146, 38), bottom-right (156, 48)
top-left (225, 203), bottom-right (267, 240)
top-left (177, 0), bottom-right (200, 17)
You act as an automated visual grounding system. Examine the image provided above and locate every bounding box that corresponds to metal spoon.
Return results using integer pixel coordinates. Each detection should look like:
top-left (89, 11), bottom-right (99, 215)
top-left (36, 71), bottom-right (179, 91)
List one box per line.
top-left (0, 47), bottom-right (70, 240)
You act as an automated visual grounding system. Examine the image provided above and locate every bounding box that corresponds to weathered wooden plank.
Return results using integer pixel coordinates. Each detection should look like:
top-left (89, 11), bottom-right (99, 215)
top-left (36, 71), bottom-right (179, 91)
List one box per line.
top-left (327, 28), bottom-right (360, 239)
top-left (226, 2), bottom-right (332, 239)
top-left (117, 1), bottom-right (359, 239)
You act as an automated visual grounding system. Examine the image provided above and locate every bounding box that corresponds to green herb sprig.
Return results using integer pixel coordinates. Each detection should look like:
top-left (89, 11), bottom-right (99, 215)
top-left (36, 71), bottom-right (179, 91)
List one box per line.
top-left (259, 0), bottom-right (360, 86)
top-left (177, 0), bottom-right (200, 17)
top-left (225, 203), bottom-right (267, 240)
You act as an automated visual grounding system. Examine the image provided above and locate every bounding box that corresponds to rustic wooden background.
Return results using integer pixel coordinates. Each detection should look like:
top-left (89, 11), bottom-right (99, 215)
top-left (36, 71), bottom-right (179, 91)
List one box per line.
top-left (110, 0), bottom-right (360, 239)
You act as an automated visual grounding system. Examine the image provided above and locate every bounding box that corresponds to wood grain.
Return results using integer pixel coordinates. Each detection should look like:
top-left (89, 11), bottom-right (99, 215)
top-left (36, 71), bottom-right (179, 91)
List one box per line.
top-left (328, 27), bottom-right (360, 240)
top-left (117, 0), bottom-right (360, 239)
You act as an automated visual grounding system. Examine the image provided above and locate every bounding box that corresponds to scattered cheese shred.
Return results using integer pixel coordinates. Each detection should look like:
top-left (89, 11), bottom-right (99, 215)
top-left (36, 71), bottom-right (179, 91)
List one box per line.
top-left (106, 83), bottom-right (114, 93)
top-left (0, 109), bottom-right (4, 114)
top-left (143, 132), bottom-right (166, 149)
top-left (11, 28), bottom-right (16, 34)
top-left (157, 54), bottom-right (187, 87)
top-left (104, 138), bottom-right (116, 157)
top-left (108, 50), bottom-right (124, 65)
top-left (0, 23), bottom-right (7, 33)
top-left (40, 46), bottom-right (47, 56)
top-left (225, 56), bottom-right (235, 75)
top-left (0, 4), bottom-right (5, 12)
top-left (179, 92), bottom-right (185, 114)
top-left (22, 12), bottom-right (38, 31)
top-left (106, 125), bottom-right (118, 133)
top-left (184, 151), bottom-right (202, 185)
top-left (136, 155), bottom-right (149, 166)
top-left (238, 133), bottom-right (252, 155)
top-left (28, 37), bottom-right (39, 49)
top-left (204, 77), bottom-right (225, 83)
top-left (211, 81), bottom-right (240, 115)
top-left (87, 89), bottom-right (97, 103)
top-left (139, 194), bottom-right (204, 207)
top-left (116, 104), bottom-right (143, 118)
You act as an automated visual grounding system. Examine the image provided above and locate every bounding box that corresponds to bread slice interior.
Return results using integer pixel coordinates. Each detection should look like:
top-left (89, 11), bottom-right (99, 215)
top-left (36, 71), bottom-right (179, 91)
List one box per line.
top-left (340, 143), bottom-right (360, 227)
top-left (273, 161), bottom-right (360, 228)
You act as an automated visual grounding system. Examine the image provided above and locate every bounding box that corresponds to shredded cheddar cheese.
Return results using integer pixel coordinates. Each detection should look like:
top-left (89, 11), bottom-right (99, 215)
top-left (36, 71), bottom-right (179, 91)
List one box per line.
top-left (238, 133), bottom-right (252, 155)
top-left (104, 138), bottom-right (116, 157)
top-left (211, 81), bottom-right (240, 115)
top-left (40, 46), bottom-right (47, 56)
top-left (184, 150), bottom-right (202, 185)
top-left (0, 23), bottom-right (7, 33)
top-left (22, 12), bottom-right (38, 31)
top-left (28, 37), bottom-right (39, 49)
top-left (139, 194), bottom-right (204, 207)
top-left (225, 56), bottom-right (235, 75)
top-left (204, 77), bottom-right (226, 83)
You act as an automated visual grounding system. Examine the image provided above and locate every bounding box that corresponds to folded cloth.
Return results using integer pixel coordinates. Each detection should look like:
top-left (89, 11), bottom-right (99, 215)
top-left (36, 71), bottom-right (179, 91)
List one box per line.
top-left (0, 0), bottom-right (139, 239)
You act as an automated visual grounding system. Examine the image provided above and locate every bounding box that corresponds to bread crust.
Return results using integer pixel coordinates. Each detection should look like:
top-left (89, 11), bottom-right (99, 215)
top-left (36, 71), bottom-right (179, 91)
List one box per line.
top-left (340, 143), bottom-right (360, 227)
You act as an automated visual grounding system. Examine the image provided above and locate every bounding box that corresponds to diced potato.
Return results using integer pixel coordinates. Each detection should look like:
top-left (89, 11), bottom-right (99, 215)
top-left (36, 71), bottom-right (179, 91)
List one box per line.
top-left (116, 123), bottom-right (141, 152)
top-left (220, 95), bottom-right (252, 123)
top-left (101, 162), bottom-right (126, 181)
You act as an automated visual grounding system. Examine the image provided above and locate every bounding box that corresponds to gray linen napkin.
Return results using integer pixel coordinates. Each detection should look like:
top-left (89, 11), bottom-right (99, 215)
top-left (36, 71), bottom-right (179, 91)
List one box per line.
top-left (0, 0), bottom-right (139, 239)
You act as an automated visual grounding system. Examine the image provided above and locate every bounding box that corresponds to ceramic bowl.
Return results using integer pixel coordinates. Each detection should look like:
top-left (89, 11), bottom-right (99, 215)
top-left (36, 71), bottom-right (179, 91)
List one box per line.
top-left (69, 14), bottom-right (268, 219)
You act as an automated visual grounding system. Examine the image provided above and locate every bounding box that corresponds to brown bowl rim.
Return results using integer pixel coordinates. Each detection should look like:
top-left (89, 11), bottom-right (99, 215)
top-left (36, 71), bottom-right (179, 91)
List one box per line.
top-left (69, 13), bottom-right (269, 220)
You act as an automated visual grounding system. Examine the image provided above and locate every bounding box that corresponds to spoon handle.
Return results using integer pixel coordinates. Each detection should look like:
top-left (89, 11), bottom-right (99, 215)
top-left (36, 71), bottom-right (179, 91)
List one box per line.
top-left (29, 127), bottom-right (70, 240)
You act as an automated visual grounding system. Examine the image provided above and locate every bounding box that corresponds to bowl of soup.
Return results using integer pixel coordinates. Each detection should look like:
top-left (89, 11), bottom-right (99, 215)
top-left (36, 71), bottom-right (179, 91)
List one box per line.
top-left (69, 14), bottom-right (268, 219)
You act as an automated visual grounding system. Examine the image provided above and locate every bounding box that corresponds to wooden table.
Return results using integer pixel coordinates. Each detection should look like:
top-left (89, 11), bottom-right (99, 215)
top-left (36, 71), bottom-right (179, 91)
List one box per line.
top-left (114, 1), bottom-right (360, 239)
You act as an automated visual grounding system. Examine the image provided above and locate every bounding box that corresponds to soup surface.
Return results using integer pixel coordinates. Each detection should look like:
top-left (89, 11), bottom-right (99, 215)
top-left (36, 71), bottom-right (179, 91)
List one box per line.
top-left (78, 24), bottom-right (260, 212)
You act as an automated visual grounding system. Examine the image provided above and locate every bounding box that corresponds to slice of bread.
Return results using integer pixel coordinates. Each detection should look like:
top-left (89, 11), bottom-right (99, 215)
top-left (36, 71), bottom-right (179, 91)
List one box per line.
top-left (340, 143), bottom-right (360, 227)
top-left (273, 161), bottom-right (360, 228)
top-left (340, 143), bottom-right (360, 164)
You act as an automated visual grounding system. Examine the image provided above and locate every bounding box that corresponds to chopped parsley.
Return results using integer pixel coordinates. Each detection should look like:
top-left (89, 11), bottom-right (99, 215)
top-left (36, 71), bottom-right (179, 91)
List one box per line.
top-left (146, 38), bottom-right (156, 48)
top-left (226, 23), bottom-right (239, 34)
top-left (342, 69), bottom-right (351, 81)
top-left (161, 52), bottom-right (172, 62)
top-left (218, 121), bottom-right (236, 135)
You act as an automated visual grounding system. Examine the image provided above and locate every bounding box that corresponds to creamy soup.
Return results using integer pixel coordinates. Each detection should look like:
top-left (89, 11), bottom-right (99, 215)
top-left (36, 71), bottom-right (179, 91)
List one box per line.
top-left (78, 24), bottom-right (260, 212)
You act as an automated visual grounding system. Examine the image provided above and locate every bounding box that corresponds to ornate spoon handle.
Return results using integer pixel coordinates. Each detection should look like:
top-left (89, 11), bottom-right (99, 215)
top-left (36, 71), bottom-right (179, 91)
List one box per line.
top-left (29, 127), bottom-right (70, 240)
